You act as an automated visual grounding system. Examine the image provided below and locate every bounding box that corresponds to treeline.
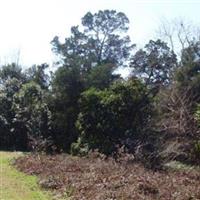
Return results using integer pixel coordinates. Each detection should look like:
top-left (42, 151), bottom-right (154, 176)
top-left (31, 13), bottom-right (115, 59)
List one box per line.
top-left (1, 10), bottom-right (200, 165)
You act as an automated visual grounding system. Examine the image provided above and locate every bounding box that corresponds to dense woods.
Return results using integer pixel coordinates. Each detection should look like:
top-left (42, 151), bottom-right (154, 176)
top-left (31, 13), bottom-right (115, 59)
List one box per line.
top-left (1, 9), bottom-right (200, 167)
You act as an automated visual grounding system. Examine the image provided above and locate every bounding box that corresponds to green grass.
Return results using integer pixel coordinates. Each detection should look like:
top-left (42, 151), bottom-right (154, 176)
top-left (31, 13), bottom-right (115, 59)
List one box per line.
top-left (0, 151), bottom-right (53, 200)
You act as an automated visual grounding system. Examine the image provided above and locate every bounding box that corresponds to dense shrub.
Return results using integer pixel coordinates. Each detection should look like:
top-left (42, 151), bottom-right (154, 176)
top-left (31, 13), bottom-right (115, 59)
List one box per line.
top-left (0, 76), bottom-right (25, 150)
top-left (73, 78), bottom-right (152, 154)
top-left (12, 81), bottom-right (53, 151)
top-left (175, 41), bottom-right (200, 103)
top-left (195, 104), bottom-right (200, 125)
top-left (85, 64), bottom-right (120, 90)
top-left (192, 105), bottom-right (200, 163)
top-left (192, 140), bottom-right (200, 163)
top-left (49, 66), bottom-right (83, 151)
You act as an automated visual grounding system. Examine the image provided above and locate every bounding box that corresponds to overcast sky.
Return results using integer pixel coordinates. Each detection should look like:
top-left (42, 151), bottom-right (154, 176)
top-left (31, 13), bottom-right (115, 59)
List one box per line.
top-left (0, 0), bottom-right (200, 67)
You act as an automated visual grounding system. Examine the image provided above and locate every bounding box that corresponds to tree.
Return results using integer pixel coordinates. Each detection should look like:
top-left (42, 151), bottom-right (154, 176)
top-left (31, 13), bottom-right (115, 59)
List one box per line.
top-left (49, 66), bottom-right (83, 151)
top-left (51, 26), bottom-right (89, 69)
top-left (175, 41), bottom-right (200, 100)
top-left (131, 39), bottom-right (177, 88)
top-left (0, 63), bottom-right (25, 85)
top-left (0, 78), bottom-right (23, 149)
top-left (73, 78), bottom-right (152, 155)
top-left (81, 10), bottom-right (134, 66)
top-left (0, 64), bottom-right (26, 150)
top-left (0, 63), bottom-right (52, 151)
top-left (25, 63), bottom-right (49, 90)
top-left (51, 10), bottom-right (134, 71)
top-left (12, 82), bottom-right (52, 151)
top-left (85, 63), bottom-right (120, 89)
top-left (157, 18), bottom-right (200, 55)
top-left (50, 10), bottom-right (133, 151)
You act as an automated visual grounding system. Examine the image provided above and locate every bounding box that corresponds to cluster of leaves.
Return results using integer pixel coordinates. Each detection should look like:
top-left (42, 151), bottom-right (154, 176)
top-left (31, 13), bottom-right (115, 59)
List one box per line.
top-left (0, 64), bottom-right (26, 149)
top-left (0, 63), bottom-right (52, 151)
top-left (131, 39), bottom-right (177, 87)
top-left (51, 10), bottom-right (134, 69)
top-left (12, 82), bottom-right (53, 151)
top-left (73, 78), bottom-right (152, 154)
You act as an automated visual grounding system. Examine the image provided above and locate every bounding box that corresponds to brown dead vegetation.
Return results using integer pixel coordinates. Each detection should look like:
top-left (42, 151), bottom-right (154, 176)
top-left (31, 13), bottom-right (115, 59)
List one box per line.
top-left (14, 152), bottom-right (200, 200)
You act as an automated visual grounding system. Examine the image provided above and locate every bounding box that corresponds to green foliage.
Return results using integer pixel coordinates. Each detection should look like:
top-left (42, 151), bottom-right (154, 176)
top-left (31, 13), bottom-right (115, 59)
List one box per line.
top-left (71, 138), bottom-right (89, 156)
top-left (193, 141), bottom-right (200, 159)
top-left (0, 114), bottom-right (9, 149)
top-left (189, 117), bottom-right (200, 163)
top-left (25, 63), bottom-right (49, 90)
top-left (131, 39), bottom-right (177, 87)
top-left (85, 64), bottom-right (120, 89)
top-left (175, 41), bottom-right (200, 101)
top-left (12, 81), bottom-right (52, 151)
top-left (193, 105), bottom-right (200, 161)
top-left (0, 63), bottom-right (53, 151)
top-left (75, 78), bottom-right (152, 154)
top-left (0, 63), bottom-right (25, 84)
top-left (81, 10), bottom-right (134, 66)
top-left (51, 9), bottom-right (134, 70)
top-left (195, 104), bottom-right (200, 124)
top-left (0, 64), bottom-right (25, 150)
top-left (2, 9), bottom-right (200, 167)
top-left (175, 62), bottom-right (200, 92)
top-left (50, 10), bottom-right (135, 152)
top-left (50, 66), bottom-right (83, 151)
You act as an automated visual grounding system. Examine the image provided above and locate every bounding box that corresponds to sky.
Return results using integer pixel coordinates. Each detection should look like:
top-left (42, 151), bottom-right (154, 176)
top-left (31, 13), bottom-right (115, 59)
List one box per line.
top-left (0, 0), bottom-right (200, 68)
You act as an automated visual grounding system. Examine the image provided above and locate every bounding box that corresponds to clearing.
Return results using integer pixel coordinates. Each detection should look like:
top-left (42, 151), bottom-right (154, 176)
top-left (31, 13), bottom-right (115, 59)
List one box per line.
top-left (15, 153), bottom-right (200, 200)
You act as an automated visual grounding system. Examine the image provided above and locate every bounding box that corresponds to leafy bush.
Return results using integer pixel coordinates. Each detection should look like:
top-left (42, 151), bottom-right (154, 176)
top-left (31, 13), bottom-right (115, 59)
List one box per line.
top-left (70, 138), bottom-right (89, 156)
top-left (175, 41), bottom-right (200, 103)
top-left (0, 77), bottom-right (25, 150)
top-left (85, 64), bottom-right (120, 89)
top-left (12, 81), bottom-right (53, 151)
top-left (192, 105), bottom-right (200, 162)
top-left (49, 66), bottom-right (83, 151)
top-left (74, 78), bottom-right (152, 154)
top-left (193, 140), bottom-right (200, 161)
top-left (195, 104), bottom-right (200, 125)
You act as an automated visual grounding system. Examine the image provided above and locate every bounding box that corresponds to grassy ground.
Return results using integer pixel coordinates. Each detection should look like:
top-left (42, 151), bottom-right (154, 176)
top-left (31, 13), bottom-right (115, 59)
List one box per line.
top-left (0, 151), bottom-right (53, 200)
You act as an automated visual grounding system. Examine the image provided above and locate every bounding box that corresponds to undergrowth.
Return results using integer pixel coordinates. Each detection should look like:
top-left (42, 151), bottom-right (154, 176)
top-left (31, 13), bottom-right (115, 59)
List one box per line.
top-left (14, 152), bottom-right (200, 200)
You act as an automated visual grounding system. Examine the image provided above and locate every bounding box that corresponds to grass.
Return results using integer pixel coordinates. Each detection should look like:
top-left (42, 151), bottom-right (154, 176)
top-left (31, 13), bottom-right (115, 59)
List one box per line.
top-left (0, 151), bottom-right (53, 200)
